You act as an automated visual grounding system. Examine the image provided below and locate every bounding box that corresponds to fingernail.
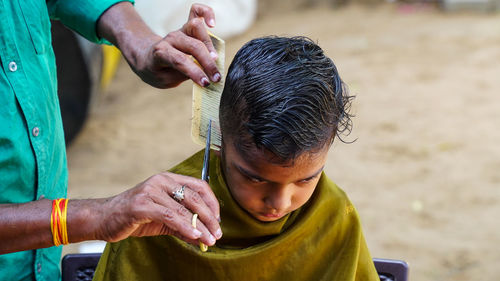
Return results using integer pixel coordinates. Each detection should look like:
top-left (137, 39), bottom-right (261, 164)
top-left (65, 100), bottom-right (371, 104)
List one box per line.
top-left (212, 73), bottom-right (221, 82)
top-left (215, 228), bottom-right (222, 239)
top-left (209, 19), bottom-right (215, 27)
top-left (217, 216), bottom-right (221, 223)
top-left (206, 234), bottom-right (216, 245)
top-left (193, 229), bottom-right (202, 238)
top-left (210, 52), bottom-right (218, 60)
top-left (201, 77), bottom-right (210, 87)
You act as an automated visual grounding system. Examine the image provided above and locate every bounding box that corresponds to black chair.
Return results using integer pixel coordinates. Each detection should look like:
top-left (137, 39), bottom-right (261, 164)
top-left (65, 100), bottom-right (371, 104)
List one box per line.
top-left (62, 253), bottom-right (409, 281)
top-left (62, 253), bottom-right (101, 281)
top-left (373, 258), bottom-right (409, 281)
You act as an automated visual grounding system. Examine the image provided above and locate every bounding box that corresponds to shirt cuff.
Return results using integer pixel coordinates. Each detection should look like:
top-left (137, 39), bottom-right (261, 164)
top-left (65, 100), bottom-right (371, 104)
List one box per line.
top-left (49, 0), bottom-right (135, 44)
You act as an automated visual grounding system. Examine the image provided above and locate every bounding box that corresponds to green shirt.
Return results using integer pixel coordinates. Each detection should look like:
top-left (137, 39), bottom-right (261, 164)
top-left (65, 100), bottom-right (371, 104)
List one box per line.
top-left (0, 0), bottom-right (131, 280)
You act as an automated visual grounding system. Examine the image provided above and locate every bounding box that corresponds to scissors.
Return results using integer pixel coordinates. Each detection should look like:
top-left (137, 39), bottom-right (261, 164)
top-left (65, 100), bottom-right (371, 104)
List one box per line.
top-left (201, 120), bottom-right (211, 183)
top-left (195, 120), bottom-right (211, 252)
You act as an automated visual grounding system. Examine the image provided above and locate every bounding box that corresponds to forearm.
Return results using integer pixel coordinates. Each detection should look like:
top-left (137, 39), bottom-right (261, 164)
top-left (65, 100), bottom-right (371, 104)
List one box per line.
top-left (0, 199), bottom-right (106, 254)
top-left (0, 171), bottom-right (222, 254)
top-left (0, 200), bottom-right (52, 254)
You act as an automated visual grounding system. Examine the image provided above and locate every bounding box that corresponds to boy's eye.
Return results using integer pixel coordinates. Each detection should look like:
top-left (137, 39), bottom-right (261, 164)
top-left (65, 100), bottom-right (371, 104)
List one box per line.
top-left (247, 176), bottom-right (263, 183)
top-left (241, 172), bottom-right (264, 183)
top-left (298, 174), bottom-right (319, 183)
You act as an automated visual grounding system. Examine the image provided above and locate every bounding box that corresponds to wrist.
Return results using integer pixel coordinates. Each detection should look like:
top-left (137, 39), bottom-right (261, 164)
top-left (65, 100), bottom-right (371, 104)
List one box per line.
top-left (67, 198), bottom-right (108, 243)
top-left (97, 2), bottom-right (160, 68)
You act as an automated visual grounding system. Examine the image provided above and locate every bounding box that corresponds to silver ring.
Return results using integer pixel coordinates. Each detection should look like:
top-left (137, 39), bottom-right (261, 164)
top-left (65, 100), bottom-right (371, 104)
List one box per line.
top-left (173, 185), bottom-right (186, 202)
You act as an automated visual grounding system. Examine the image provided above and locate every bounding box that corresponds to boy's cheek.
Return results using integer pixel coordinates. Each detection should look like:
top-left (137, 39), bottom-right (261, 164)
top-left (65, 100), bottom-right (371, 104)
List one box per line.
top-left (234, 185), bottom-right (260, 202)
top-left (294, 182), bottom-right (320, 207)
top-left (233, 186), bottom-right (266, 211)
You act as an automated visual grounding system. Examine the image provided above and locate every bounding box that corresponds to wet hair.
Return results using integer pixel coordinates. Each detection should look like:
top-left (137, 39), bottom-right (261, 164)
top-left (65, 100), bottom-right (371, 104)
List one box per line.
top-left (219, 36), bottom-right (353, 163)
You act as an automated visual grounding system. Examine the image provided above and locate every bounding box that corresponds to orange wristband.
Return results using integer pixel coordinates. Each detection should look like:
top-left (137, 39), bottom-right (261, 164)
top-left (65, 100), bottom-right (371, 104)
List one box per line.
top-left (50, 199), bottom-right (69, 246)
top-left (50, 199), bottom-right (59, 246)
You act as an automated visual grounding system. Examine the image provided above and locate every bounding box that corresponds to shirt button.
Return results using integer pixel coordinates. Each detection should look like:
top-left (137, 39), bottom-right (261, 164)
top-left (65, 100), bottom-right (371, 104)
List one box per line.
top-left (32, 127), bottom-right (40, 137)
top-left (8, 61), bottom-right (17, 72)
top-left (37, 262), bottom-right (41, 273)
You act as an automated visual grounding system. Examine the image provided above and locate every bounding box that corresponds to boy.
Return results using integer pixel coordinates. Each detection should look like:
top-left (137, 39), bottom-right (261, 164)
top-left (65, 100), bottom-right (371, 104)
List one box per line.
top-left (93, 36), bottom-right (379, 280)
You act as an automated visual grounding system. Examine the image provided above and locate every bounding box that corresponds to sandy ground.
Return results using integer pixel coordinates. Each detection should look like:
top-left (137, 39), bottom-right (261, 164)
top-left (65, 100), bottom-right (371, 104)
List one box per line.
top-left (63, 4), bottom-right (500, 280)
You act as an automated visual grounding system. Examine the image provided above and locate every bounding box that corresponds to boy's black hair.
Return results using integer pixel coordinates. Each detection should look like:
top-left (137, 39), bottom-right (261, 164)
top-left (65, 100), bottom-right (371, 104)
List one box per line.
top-left (219, 36), bottom-right (353, 163)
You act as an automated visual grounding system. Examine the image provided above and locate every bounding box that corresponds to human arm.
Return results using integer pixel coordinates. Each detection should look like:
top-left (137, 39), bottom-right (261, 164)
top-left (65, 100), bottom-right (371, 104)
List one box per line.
top-left (0, 172), bottom-right (221, 254)
top-left (48, 0), bottom-right (220, 88)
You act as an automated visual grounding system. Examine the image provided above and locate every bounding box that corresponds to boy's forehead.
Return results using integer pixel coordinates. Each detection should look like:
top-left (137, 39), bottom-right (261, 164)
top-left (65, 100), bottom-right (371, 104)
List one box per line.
top-left (223, 136), bottom-right (328, 168)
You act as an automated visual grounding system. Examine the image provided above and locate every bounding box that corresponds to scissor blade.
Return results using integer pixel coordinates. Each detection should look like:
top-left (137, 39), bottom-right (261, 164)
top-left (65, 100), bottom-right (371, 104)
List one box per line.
top-left (201, 121), bottom-right (211, 182)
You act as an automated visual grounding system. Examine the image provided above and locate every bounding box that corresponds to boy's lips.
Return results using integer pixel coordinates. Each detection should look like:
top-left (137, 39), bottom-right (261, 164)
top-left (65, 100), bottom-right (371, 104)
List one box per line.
top-left (260, 212), bottom-right (285, 219)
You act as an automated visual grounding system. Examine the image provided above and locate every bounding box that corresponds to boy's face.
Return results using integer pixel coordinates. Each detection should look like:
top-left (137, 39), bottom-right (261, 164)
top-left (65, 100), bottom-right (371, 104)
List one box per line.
top-left (220, 138), bottom-right (328, 222)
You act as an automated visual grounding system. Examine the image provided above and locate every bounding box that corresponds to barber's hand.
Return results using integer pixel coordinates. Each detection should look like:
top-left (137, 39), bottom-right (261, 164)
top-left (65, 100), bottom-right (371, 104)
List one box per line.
top-left (98, 3), bottom-right (220, 88)
top-left (96, 172), bottom-right (222, 246)
top-left (136, 4), bottom-right (221, 88)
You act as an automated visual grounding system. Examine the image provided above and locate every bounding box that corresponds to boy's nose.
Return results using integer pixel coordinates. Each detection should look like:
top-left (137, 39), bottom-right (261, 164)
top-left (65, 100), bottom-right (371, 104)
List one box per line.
top-left (265, 185), bottom-right (292, 213)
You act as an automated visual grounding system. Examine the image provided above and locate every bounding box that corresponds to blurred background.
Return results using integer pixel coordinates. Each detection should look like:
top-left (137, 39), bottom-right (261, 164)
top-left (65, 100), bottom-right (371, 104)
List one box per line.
top-left (55, 0), bottom-right (500, 280)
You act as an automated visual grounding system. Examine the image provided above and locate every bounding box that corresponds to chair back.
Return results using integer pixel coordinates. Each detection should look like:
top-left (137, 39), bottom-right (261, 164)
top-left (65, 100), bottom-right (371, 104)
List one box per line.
top-left (373, 258), bottom-right (409, 281)
top-left (62, 253), bottom-right (101, 281)
top-left (62, 253), bottom-right (409, 281)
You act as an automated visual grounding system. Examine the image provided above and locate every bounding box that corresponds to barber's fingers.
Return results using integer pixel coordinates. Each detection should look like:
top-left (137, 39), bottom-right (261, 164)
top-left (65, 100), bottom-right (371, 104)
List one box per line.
top-left (153, 32), bottom-right (219, 87)
top-left (151, 173), bottom-right (221, 242)
top-left (169, 222), bottom-right (211, 247)
top-left (161, 172), bottom-right (220, 221)
top-left (188, 3), bottom-right (216, 28)
top-left (174, 184), bottom-right (222, 241)
top-left (148, 193), bottom-right (217, 246)
top-left (182, 17), bottom-right (218, 61)
top-left (168, 26), bottom-right (220, 82)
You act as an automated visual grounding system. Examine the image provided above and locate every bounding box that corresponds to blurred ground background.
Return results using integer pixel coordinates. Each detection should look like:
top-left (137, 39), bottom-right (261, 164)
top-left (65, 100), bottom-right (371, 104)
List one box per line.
top-left (63, 2), bottom-right (500, 281)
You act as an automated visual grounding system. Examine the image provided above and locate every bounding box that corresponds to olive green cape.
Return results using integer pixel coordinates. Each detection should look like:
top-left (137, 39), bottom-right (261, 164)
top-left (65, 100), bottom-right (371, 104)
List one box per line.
top-left (93, 150), bottom-right (378, 281)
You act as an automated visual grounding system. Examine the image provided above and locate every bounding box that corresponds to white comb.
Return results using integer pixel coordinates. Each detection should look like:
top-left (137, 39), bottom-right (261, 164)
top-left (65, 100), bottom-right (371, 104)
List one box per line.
top-left (191, 32), bottom-right (224, 151)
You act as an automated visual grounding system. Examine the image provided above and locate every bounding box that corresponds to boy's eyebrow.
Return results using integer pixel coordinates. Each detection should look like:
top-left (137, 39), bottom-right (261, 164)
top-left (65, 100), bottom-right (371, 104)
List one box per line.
top-left (235, 164), bottom-right (267, 182)
top-left (299, 166), bottom-right (324, 181)
top-left (301, 166), bottom-right (324, 181)
top-left (234, 163), bottom-right (324, 183)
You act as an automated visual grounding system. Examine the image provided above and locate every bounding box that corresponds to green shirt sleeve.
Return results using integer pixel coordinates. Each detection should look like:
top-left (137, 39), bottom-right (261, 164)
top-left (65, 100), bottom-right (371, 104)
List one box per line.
top-left (46, 0), bottom-right (135, 44)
